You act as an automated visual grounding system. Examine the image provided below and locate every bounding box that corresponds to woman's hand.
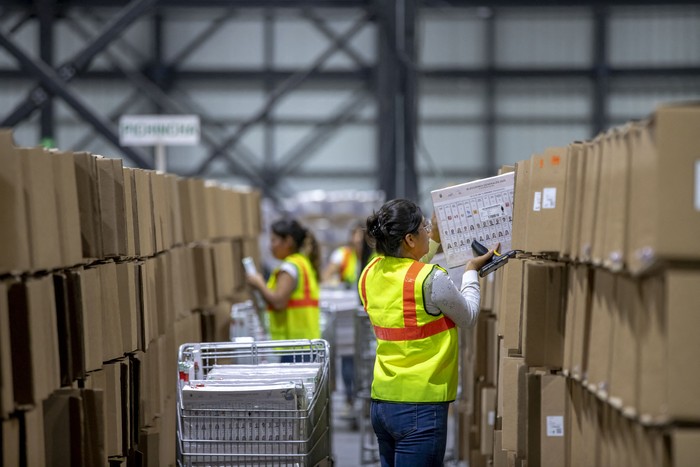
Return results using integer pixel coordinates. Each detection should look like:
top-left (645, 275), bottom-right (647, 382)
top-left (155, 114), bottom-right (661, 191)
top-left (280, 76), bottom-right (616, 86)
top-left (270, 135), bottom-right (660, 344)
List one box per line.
top-left (466, 242), bottom-right (500, 271)
top-left (246, 272), bottom-right (266, 291)
top-left (430, 211), bottom-right (441, 244)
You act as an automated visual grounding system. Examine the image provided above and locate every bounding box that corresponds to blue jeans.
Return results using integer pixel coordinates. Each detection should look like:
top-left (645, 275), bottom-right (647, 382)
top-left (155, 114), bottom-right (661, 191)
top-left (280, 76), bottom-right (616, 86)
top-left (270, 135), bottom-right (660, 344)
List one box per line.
top-left (370, 400), bottom-right (450, 467)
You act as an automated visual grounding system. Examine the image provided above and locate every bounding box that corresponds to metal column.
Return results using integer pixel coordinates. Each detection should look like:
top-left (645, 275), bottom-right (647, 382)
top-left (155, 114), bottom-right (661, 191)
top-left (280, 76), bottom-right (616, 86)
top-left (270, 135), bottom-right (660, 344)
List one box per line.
top-left (376, 0), bottom-right (418, 202)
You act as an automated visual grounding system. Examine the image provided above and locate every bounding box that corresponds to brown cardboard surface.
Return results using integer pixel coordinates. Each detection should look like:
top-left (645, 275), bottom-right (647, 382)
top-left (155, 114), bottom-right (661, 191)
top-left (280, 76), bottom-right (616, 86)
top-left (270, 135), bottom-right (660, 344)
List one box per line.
top-left (80, 267), bottom-right (104, 372)
top-left (501, 259), bottom-right (525, 353)
top-left (149, 171), bottom-right (165, 253)
top-left (82, 388), bottom-right (105, 466)
top-left (585, 269), bottom-right (615, 397)
top-left (1, 417), bottom-right (20, 467)
top-left (116, 261), bottom-right (139, 354)
top-left (191, 178), bottom-right (208, 241)
top-left (569, 265), bottom-right (592, 381)
top-left (526, 147), bottom-right (569, 255)
top-left (96, 157), bottom-right (124, 257)
top-left (539, 374), bottom-right (566, 467)
top-left (229, 189), bottom-right (245, 238)
top-left (493, 430), bottom-right (507, 467)
top-left (0, 281), bottom-right (13, 416)
top-left (43, 389), bottom-right (82, 466)
top-left (212, 241), bottom-right (235, 301)
top-left (578, 139), bottom-right (602, 262)
top-left (193, 244), bottom-right (216, 309)
top-left (670, 429), bottom-right (700, 467)
top-left (73, 152), bottom-right (103, 260)
top-left (99, 261), bottom-right (123, 361)
top-left (166, 174), bottom-right (184, 247)
top-left (569, 143), bottom-right (587, 263)
top-left (665, 270), bottom-right (700, 420)
top-left (627, 105), bottom-right (700, 272)
top-left (602, 128), bottom-right (631, 271)
top-left (29, 277), bottom-right (61, 400)
top-left (562, 264), bottom-right (577, 376)
top-left (511, 160), bottom-right (530, 252)
top-left (501, 356), bottom-right (527, 456)
top-left (480, 386), bottom-right (497, 455)
top-left (122, 168), bottom-right (137, 257)
top-left (561, 143), bottom-right (583, 259)
top-left (0, 131), bottom-right (31, 274)
top-left (24, 405), bottom-right (46, 467)
top-left (591, 133), bottom-right (613, 266)
top-left (608, 274), bottom-right (638, 414)
top-left (204, 183), bottom-right (220, 239)
top-left (52, 273), bottom-right (74, 387)
top-left (140, 258), bottom-right (158, 348)
top-left (64, 269), bottom-right (86, 381)
top-left (169, 247), bottom-right (189, 320)
top-left (133, 169), bottom-right (155, 257)
top-left (566, 379), bottom-right (599, 467)
top-left (155, 253), bottom-right (174, 338)
top-left (523, 261), bottom-right (565, 369)
top-left (97, 362), bottom-right (124, 457)
top-left (19, 147), bottom-right (62, 271)
top-left (178, 178), bottom-right (195, 244)
top-left (51, 150), bottom-right (83, 268)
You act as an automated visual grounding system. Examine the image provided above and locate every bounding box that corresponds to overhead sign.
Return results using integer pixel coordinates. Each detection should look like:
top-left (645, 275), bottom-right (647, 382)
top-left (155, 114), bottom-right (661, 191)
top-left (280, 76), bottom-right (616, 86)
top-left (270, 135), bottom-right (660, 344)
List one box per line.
top-left (119, 114), bottom-right (200, 146)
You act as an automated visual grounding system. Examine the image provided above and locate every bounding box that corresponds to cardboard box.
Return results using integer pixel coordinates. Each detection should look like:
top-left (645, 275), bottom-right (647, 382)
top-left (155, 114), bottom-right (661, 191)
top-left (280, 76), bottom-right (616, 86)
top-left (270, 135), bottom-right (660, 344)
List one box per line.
top-left (133, 169), bottom-right (155, 257)
top-left (99, 261), bottom-right (124, 361)
top-left (24, 406), bottom-right (46, 467)
top-left (591, 133), bottom-right (613, 266)
top-left (638, 269), bottom-right (700, 423)
top-left (212, 241), bottom-right (235, 301)
top-left (526, 147), bottom-right (569, 255)
top-left (1, 417), bottom-right (20, 467)
top-left (204, 183), bottom-right (220, 239)
top-left (192, 244), bottom-right (216, 309)
top-left (8, 277), bottom-right (60, 405)
top-left (511, 159), bottom-right (530, 252)
top-left (93, 363), bottom-right (125, 457)
top-left (242, 188), bottom-right (262, 238)
top-left (229, 189), bottom-right (245, 239)
top-left (528, 373), bottom-right (566, 467)
top-left (43, 389), bottom-right (84, 466)
top-left (566, 379), bottom-right (599, 467)
top-left (116, 261), bottom-right (140, 354)
top-left (669, 429), bottom-right (700, 467)
top-left (0, 131), bottom-right (31, 275)
top-left (568, 265), bottom-right (592, 382)
top-left (73, 152), bottom-right (102, 260)
top-left (51, 150), bottom-right (83, 268)
top-left (522, 261), bottom-right (565, 369)
top-left (501, 356), bottom-right (527, 456)
top-left (608, 274), bottom-right (639, 414)
top-left (52, 272), bottom-right (75, 387)
top-left (155, 253), bottom-right (174, 338)
top-left (0, 281), bottom-right (14, 417)
top-left (480, 386), bottom-right (497, 455)
top-left (627, 104), bottom-right (700, 273)
top-left (578, 139), bottom-right (602, 262)
top-left (601, 127), bottom-right (631, 271)
top-left (169, 247), bottom-right (190, 320)
top-left (560, 143), bottom-right (584, 259)
top-left (148, 171), bottom-right (165, 254)
top-left (585, 269), bottom-right (615, 397)
top-left (500, 259), bottom-right (525, 353)
top-left (79, 267), bottom-right (104, 372)
top-left (166, 174), bottom-right (184, 247)
top-left (122, 168), bottom-right (137, 257)
top-left (19, 147), bottom-right (62, 271)
top-left (140, 258), bottom-right (159, 349)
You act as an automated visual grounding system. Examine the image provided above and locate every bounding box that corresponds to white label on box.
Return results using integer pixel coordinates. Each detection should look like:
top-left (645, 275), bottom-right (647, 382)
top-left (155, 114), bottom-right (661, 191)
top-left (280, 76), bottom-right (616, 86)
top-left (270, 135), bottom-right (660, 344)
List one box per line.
top-left (695, 160), bottom-right (700, 211)
top-left (542, 187), bottom-right (557, 209)
top-left (546, 415), bottom-right (564, 437)
top-left (533, 191), bottom-right (542, 212)
top-left (487, 410), bottom-right (495, 426)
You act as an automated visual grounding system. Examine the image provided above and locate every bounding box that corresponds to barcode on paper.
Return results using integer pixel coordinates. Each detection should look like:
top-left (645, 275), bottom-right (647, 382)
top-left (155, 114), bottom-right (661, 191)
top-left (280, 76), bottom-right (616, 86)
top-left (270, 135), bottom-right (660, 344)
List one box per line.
top-left (533, 191), bottom-right (542, 211)
top-left (546, 415), bottom-right (564, 437)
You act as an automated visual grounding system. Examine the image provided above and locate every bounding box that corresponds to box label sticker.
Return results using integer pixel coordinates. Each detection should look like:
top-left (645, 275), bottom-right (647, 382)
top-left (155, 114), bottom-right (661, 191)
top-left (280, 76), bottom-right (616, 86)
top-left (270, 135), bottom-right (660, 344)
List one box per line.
top-left (695, 160), bottom-right (700, 211)
top-left (546, 415), bottom-right (564, 437)
top-left (488, 410), bottom-right (495, 426)
top-left (542, 187), bottom-right (557, 209)
top-left (533, 191), bottom-right (542, 212)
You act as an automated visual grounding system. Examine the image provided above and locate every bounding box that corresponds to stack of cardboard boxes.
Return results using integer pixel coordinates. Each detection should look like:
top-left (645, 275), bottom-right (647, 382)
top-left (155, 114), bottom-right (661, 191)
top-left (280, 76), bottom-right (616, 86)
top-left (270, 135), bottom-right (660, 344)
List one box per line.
top-left (0, 130), bottom-right (263, 466)
top-left (461, 103), bottom-right (700, 466)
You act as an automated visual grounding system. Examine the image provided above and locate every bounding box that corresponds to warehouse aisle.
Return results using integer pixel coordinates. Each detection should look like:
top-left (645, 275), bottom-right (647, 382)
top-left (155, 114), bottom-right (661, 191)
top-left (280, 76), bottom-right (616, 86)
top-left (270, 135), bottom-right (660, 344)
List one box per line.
top-left (331, 391), bottom-right (364, 466)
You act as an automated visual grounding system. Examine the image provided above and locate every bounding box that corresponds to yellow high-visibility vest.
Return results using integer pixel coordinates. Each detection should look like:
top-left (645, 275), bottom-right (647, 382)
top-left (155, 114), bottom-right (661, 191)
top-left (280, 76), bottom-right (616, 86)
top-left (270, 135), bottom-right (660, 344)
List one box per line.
top-left (338, 246), bottom-right (359, 284)
top-left (359, 256), bottom-right (458, 402)
top-left (266, 253), bottom-right (320, 340)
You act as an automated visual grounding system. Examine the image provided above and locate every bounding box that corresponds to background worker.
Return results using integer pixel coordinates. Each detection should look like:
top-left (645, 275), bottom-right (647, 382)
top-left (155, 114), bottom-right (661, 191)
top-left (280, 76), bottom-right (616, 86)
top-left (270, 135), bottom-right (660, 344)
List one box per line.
top-left (322, 222), bottom-right (366, 287)
top-left (246, 218), bottom-right (321, 363)
top-left (359, 199), bottom-right (496, 467)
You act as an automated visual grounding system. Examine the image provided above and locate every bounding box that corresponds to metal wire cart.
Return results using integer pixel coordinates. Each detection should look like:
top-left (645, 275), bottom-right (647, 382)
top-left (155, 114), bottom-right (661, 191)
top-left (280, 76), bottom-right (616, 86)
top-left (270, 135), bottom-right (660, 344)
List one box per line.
top-left (177, 339), bottom-right (332, 466)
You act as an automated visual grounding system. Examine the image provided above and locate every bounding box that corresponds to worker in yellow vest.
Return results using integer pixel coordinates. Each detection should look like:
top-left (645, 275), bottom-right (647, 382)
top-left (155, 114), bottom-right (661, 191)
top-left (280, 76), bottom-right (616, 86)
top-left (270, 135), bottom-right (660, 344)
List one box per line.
top-left (359, 199), bottom-right (496, 466)
top-left (322, 222), bottom-right (365, 287)
top-left (246, 218), bottom-right (321, 363)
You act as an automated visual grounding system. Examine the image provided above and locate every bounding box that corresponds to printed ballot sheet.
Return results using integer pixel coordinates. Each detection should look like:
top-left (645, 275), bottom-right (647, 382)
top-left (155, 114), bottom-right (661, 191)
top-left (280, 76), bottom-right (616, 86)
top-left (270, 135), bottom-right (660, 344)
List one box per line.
top-left (431, 172), bottom-right (515, 268)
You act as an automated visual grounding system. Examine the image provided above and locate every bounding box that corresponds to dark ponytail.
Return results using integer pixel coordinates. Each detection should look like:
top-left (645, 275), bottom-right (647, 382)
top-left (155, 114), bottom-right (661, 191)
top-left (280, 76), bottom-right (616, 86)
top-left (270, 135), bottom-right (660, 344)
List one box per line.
top-left (365, 199), bottom-right (423, 257)
top-left (270, 218), bottom-right (320, 278)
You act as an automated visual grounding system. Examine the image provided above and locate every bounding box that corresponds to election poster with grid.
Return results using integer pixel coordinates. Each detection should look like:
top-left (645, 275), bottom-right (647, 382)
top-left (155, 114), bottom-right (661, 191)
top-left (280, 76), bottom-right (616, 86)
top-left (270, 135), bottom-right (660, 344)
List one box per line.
top-left (431, 172), bottom-right (515, 268)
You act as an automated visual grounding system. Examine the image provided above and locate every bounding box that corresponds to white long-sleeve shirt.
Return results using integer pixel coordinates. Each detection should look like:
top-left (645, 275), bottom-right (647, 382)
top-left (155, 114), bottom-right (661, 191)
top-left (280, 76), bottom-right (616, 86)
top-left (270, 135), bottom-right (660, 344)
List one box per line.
top-left (420, 239), bottom-right (480, 329)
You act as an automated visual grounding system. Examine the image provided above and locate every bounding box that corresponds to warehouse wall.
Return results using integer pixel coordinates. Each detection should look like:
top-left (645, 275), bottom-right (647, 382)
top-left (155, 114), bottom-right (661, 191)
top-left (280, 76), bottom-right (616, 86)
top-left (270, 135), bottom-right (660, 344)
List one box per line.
top-left (1, 5), bottom-right (699, 208)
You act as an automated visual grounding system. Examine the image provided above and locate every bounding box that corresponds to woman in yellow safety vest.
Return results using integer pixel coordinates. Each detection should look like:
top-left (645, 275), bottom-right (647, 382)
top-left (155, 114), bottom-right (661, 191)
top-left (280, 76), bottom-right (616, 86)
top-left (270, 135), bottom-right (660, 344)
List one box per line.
top-left (359, 199), bottom-right (496, 467)
top-left (246, 218), bottom-right (321, 363)
top-left (322, 222), bottom-right (365, 287)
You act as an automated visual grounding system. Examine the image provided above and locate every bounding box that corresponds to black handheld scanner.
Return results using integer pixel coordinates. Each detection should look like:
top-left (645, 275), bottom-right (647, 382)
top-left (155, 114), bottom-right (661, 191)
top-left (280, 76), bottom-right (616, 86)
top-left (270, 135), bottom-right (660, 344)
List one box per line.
top-left (470, 240), bottom-right (517, 277)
